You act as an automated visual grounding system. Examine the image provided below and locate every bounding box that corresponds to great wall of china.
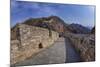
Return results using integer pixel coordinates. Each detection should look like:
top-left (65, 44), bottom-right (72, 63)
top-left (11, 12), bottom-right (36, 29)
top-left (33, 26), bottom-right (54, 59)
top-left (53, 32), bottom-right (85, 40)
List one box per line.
top-left (11, 24), bottom-right (59, 64)
top-left (11, 23), bottom-right (95, 66)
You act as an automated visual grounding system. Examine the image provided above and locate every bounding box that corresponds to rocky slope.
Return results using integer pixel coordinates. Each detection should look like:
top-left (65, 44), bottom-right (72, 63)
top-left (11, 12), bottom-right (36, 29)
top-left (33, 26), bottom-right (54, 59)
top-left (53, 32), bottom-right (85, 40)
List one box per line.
top-left (91, 27), bottom-right (95, 34)
top-left (67, 23), bottom-right (91, 34)
top-left (22, 16), bottom-right (90, 35)
top-left (23, 16), bottom-right (67, 35)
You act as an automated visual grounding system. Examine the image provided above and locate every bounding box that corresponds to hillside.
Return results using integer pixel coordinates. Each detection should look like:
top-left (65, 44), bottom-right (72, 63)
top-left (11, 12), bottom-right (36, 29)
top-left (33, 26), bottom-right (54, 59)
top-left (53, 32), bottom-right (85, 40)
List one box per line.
top-left (23, 16), bottom-right (69, 35)
top-left (22, 16), bottom-right (91, 35)
top-left (91, 27), bottom-right (95, 34)
top-left (67, 23), bottom-right (91, 34)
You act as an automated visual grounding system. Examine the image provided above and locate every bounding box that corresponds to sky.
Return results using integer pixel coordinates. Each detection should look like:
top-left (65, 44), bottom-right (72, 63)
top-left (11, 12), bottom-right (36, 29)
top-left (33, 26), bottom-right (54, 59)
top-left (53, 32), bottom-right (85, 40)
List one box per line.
top-left (11, 0), bottom-right (95, 27)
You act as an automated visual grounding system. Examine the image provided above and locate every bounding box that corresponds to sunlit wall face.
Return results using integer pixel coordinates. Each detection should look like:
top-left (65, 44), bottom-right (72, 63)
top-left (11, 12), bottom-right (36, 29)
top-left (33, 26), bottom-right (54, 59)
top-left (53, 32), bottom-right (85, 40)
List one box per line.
top-left (11, 0), bottom-right (95, 27)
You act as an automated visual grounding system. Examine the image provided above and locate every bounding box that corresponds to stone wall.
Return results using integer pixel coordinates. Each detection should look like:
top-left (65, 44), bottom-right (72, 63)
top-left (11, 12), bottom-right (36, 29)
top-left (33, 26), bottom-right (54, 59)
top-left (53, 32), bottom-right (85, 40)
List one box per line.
top-left (11, 24), bottom-right (59, 64)
top-left (11, 23), bottom-right (95, 65)
top-left (13, 37), bottom-right (66, 66)
top-left (65, 33), bottom-right (95, 61)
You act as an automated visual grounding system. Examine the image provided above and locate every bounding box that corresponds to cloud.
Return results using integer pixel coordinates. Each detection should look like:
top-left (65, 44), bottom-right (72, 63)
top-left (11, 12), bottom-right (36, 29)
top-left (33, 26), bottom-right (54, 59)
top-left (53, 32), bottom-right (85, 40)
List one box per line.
top-left (11, 0), bottom-right (95, 27)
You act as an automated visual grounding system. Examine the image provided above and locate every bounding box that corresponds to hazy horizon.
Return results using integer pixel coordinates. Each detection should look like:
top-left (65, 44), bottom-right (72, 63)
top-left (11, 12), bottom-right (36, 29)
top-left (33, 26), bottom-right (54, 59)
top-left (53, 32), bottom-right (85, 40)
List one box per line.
top-left (11, 0), bottom-right (95, 27)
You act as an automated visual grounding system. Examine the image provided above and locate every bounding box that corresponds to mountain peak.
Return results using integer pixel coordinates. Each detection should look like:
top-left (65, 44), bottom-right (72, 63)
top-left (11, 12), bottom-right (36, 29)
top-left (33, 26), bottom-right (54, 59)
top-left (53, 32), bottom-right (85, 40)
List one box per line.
top-left (68, 23), bottom-right (91, 34)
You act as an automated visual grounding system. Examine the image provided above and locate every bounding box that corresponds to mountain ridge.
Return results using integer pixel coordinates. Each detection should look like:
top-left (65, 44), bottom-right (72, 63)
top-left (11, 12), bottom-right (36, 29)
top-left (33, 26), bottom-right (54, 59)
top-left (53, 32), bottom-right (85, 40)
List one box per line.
top-left (23, 16), bottom-right (91, 34)
top-left (12, 16), bottom-right (91, 35)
